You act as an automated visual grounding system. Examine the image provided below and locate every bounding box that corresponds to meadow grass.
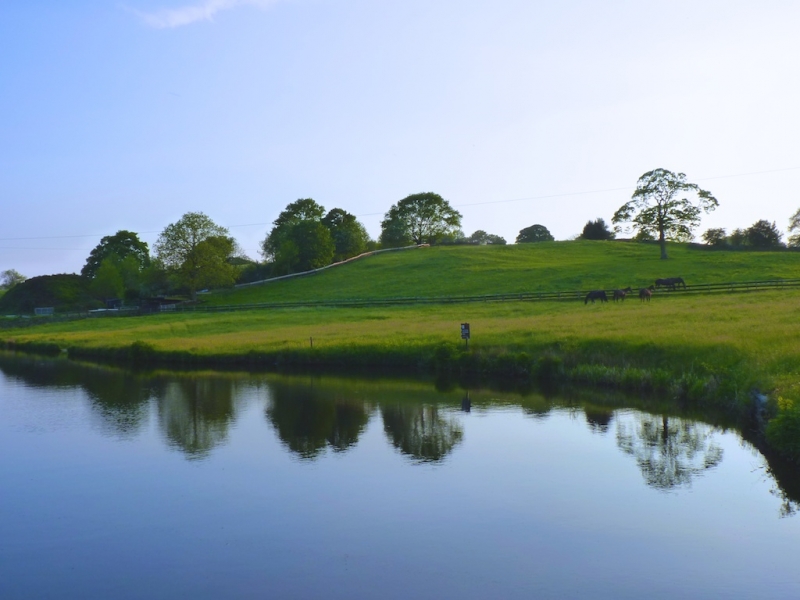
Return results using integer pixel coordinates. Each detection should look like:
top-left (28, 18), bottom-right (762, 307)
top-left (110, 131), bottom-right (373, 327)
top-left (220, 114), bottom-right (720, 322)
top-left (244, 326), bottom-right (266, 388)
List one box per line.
top-left (207, 241), bottom-right (800, 305)
top-left (4, 290), bottom-right (798, 399)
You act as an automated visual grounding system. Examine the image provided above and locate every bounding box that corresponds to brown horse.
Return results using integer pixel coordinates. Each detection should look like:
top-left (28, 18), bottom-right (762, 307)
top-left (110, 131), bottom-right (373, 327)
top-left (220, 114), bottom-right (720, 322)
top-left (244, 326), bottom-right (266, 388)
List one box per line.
top-left (639, 287), bottom-right (652, 302)
top-left (613, 287), bottom-right (633, 302)
top-left (585, 290), bottom-right (608, 304)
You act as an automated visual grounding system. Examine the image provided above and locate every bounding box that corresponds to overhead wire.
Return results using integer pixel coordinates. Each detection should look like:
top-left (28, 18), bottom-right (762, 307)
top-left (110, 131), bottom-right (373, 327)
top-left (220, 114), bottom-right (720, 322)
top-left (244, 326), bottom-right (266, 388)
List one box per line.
top-left (1, 165), bottom-right (798, 244)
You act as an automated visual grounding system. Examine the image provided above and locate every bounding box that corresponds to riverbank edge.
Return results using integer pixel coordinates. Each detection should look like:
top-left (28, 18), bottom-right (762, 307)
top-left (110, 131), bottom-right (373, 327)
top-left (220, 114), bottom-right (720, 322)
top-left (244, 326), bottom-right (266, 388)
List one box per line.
top-left (6, 336), bottom-right (796, 464)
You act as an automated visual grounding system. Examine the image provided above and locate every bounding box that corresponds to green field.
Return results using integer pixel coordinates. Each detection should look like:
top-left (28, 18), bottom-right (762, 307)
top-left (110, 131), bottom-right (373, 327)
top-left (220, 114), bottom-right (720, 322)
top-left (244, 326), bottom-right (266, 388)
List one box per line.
top-left (3, 241), bottom-right (800, 460)
top-left (206, 241), bottom-right (800, 305)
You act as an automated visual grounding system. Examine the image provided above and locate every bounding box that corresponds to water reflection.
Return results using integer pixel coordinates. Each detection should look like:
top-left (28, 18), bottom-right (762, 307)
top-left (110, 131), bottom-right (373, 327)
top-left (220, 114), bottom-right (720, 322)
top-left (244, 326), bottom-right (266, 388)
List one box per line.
top-left (381, 404), bottom-right (463, 463)
top-left (584, 408), bottom-right (614, 434)
top-left (265, 380), bottom-right (371, 460)
top-left (155, 378), bottom-right (237, 459)
top-left (0, 355), bottom-right (150, 437)
top-left (1, 352), bottom-right (797, 509)
top-left (616, 413), bottom-right (723, 490)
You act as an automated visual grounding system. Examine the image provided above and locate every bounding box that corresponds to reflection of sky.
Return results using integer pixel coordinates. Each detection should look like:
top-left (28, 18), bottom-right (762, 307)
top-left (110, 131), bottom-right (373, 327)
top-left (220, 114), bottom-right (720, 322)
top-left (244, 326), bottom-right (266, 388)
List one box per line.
top-left (2, 368), bottom-right (800, 599)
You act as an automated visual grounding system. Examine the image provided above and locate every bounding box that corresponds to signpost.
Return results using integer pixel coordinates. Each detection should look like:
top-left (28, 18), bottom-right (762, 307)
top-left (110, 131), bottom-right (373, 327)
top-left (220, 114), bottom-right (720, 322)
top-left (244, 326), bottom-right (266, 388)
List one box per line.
top-left (461, 323), bottom-right (470, 349)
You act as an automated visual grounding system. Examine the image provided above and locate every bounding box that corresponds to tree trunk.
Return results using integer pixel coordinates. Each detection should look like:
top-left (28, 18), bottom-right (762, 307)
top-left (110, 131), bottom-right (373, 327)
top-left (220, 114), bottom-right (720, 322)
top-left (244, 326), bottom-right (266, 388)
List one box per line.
top-left (659, 228), bottom-right (668, 259)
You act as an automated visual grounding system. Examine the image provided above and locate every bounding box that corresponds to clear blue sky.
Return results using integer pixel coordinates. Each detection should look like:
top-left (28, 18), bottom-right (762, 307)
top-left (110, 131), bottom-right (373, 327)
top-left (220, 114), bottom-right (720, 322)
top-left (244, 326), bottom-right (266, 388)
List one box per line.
top-left (2, 0), bottom-right (799, 277)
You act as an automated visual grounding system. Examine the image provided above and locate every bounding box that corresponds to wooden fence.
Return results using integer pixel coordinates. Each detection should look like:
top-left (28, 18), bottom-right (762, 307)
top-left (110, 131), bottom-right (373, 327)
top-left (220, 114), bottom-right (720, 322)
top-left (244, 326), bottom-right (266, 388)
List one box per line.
top-left (169, 278), bottom-right (800, 314)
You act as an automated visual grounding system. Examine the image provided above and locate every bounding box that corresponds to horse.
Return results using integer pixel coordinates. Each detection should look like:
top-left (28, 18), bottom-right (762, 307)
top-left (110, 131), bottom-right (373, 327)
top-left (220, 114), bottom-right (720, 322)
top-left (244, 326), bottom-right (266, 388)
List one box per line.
top-left (613, 287), bottom-right (632, 302)
top-left (655, 277), bottom-right (686, 291)
top-left (585, 290), bottom-right (608, 304)
top-left (639, 287), bottom-right (652, 302)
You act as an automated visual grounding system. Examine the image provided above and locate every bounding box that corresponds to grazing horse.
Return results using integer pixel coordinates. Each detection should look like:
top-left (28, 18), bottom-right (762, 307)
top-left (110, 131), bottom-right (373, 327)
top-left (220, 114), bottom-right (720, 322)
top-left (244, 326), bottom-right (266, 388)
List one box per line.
top-left (585, 290), bottom-right (608, 305)
top-left (613, 287), bottom-right (633, 302)
top-left (655, 277), bottom-right (686, 291)
top-left (639, 287), bottom-right (652, 302)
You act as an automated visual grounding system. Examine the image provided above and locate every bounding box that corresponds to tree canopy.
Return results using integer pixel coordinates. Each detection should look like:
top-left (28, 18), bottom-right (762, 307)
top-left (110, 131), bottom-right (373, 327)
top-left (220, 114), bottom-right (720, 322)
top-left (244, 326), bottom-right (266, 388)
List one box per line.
top-left (701, 228), bottom-right (727, 246)
top-left (379, 192), bottom-right (462, 247)
top-left (81, 230), bottom-right (150, 279)
top-left (273, 220), bottom-right (335, 274)
top-left (612, 168), bottom-right (718, 259)
top-left (322, 208), bottom-right (371, 261)
top-left (154, 212), bottom-right (237, 299)
top-left (0, 269), bottom-right (26, 290)
top-left (466, 230), bottom-right (507, 245)
top-left (261, 198), bottom-right (327, 261)
top-left (261, 200), bottom-right (367, 274)
top-left (745, 219), bottom-right (784, 249)
top-left (789, 208), bottom-right (800, 247)
top-left (516, 224), bottom-right (554, 243)
top-left (579, 218), bottom-right (615, 240)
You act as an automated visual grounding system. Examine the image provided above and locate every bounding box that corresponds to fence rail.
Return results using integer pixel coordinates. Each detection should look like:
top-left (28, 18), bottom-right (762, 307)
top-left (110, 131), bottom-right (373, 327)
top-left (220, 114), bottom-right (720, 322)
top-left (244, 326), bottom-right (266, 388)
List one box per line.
top-left (169, 278), bottom-right (800, 314)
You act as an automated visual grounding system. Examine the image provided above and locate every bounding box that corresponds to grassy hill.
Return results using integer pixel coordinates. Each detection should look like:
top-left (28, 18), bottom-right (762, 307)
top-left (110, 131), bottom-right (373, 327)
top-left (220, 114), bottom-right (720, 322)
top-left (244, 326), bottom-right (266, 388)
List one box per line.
top-left (205, 241), bottom-right (800, 306)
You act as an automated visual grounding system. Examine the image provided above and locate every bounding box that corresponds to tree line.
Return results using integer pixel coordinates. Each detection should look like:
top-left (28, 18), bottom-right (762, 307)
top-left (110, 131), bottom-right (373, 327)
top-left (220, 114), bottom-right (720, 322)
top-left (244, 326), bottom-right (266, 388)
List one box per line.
top-left (3, 168), bottom-right (800, 307)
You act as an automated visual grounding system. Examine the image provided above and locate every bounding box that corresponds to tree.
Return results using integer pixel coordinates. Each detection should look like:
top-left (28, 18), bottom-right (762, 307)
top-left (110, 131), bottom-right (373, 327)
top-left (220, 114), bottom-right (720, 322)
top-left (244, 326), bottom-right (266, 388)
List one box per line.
top-left (261, 198), bottom-right (326, 260)
top-left (90, 258), bottom-right (125, 300)
top-left (579, 218), bottom-right (615, 240)
top-left (728, 228), bottom-right (747, 247)
top-left (789, 208), bottom-right (800, 247)
top-left (516, 224), bottom-right (554, 243)
top-left (379, 192), bottom-right (462, 247)
top-left (612, 169), bottom-right (718, 259)
top-left (154, 212), bottom-right (238, 300)
top-left (274, 220), bottom-right (335, 274)
top-left (0, 269), bottom-right (26, 290)
top-left (745, 219), bottom-right (784, 249)
top-left (81, 230), bottom-right (150, 279)
top-left (701, 228), bottom-right (727, 246)
top-left (467, 230), bottom-right (507, 245)
top-left (322, 208), bottom-right (371, 261)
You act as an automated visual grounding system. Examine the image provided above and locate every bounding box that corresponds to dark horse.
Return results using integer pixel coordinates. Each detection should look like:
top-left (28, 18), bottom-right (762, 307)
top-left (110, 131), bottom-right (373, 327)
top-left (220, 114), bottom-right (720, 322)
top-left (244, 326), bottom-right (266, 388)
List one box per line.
top-left (613, 287), bottom-right (632, 302)
top-left (639, 287), bottom-right (652, 302)
top-left (585, 290), bottom-right (608, 304)
top-left (655, 277), bottom-right (686, 291)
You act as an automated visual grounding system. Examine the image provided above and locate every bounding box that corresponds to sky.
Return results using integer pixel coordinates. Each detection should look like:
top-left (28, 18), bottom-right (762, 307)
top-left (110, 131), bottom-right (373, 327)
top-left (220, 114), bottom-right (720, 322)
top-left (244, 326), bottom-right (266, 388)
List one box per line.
top-left (2, 0), bottom-right (800, 278)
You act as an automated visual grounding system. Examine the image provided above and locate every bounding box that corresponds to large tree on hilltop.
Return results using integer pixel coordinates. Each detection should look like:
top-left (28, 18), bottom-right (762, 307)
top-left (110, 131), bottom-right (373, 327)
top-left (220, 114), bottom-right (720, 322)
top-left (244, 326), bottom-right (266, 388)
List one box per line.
top-left (612, 169), bottom-right (718, 259)
top-left (380, 192), bottom-right (462, 247)
top-left (516, 224), bottom-right (554, 243)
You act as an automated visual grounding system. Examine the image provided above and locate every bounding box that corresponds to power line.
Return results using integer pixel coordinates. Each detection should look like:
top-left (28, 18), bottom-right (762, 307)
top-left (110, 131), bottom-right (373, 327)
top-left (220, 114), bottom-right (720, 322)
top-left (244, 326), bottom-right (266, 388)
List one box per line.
top-left (2, 165), bottom-right (798, 241)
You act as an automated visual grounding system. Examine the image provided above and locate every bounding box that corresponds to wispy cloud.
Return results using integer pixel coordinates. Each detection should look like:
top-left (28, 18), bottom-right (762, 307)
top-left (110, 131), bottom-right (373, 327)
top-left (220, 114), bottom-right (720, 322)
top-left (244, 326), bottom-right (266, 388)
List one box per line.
top-left (128, 0), bottom-right (278, 29)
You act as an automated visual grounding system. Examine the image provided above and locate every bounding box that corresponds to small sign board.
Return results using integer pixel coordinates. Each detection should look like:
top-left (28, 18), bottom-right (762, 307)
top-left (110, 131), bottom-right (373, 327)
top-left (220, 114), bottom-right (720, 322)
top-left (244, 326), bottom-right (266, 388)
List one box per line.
top-left (34, 307), bottom-right (54, 316)
top-left (461, 323), bottom-right (470, 340)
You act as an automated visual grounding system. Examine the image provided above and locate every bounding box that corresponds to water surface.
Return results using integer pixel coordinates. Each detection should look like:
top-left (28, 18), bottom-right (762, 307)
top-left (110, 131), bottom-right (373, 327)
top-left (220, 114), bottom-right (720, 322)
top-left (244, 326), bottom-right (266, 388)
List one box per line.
top-left (1, 353), bottom-right (799, 599)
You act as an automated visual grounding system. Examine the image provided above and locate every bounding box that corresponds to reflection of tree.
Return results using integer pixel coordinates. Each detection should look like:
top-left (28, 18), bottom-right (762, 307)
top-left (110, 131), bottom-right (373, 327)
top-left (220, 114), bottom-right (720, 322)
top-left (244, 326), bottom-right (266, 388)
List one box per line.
top-left (584, 408), bottom-right (614, 434)
top-left (84, 372), bottom-right (150, 438)
top-left (266, 383), bottom-right (369, 460)
top-left (0, 354), bottom-right (149, 437)
top-left (381, 404), bottom-right (463, 463)
top-left (616, 413), bottom-right (723, 490)
top-left (156, 379), bottom-right (236, 459)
